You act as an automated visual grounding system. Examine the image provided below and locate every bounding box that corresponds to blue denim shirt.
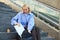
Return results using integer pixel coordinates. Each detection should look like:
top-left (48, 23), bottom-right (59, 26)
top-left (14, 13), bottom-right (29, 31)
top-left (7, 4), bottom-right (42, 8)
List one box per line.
top-left (11, 12), bottom-right (34, 31)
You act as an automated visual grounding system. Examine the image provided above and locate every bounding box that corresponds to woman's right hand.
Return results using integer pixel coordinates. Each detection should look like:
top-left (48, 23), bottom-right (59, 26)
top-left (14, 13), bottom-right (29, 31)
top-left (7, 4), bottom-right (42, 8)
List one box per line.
top-left (15, 23), bottom-right (20, 27)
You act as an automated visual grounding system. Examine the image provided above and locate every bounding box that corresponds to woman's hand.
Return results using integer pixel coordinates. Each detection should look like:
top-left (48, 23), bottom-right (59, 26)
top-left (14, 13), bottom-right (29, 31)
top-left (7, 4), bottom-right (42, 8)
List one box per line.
top-left (15, 23), bottom-right (20, 27)
top-left (28, 30), bottom-right (31, 34)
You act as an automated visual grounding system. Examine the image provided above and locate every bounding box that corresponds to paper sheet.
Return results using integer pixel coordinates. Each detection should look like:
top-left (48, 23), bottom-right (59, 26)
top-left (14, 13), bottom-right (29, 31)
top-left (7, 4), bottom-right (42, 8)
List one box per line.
top-left (14, 24), bottom-right (25, 37)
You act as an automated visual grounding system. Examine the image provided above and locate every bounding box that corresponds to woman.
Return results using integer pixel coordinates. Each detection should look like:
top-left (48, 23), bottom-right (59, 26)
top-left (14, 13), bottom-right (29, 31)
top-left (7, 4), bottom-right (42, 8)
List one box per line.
top-left (11, 4), bottom-right (40, 40)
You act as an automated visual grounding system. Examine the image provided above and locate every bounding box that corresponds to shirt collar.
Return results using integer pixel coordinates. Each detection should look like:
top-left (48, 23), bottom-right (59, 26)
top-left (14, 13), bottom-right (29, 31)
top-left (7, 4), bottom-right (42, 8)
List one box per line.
top-left (22, 12), bottom-right (31, 15)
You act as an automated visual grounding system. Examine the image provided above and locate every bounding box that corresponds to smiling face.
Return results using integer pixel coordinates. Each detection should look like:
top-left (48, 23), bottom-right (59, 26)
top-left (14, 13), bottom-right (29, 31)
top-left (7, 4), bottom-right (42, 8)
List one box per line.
top-left (22, 5), bottom-right (30, 14)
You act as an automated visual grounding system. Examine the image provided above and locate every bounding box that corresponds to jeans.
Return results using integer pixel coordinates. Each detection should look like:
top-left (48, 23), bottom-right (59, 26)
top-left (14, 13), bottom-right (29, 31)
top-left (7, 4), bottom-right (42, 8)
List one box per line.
top-left (22, 26), bottom-right (41, 40)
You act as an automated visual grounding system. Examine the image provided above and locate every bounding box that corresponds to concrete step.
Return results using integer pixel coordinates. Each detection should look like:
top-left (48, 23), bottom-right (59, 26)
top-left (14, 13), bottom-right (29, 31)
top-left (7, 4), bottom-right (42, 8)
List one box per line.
top-left (0, 25), bottom-right (15, 32)
top-left (0, 9), bottom-right (17, 13)
top-left (40, 31), bottom-right (48, 37)
top-left (0, 2), bottom-right (12, 9)
top-left (41, 37), bottom-right (55, 40)
top-left (0, 32), bottom-right (18, 40)
top-left (19, 36), bottom-right (55, 40)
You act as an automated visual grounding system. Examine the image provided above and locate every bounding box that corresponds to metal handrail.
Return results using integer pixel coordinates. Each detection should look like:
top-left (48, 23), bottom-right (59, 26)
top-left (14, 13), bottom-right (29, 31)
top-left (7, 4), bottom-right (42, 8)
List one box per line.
top-left (32, 11), bottom-right (59, 29)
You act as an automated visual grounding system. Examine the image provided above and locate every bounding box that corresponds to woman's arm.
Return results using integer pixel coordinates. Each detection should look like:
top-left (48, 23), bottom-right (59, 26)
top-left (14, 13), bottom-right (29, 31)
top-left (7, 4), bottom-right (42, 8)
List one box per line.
top-left (28, 15), bottom-right (35, 32)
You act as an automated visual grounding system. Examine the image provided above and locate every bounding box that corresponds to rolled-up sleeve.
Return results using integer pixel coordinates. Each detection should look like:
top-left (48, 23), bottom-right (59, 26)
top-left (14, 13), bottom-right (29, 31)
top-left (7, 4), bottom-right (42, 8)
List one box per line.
top-left (27, 15), bottom-right (35, 31)
top-left (11, 13), bottom-right (20, 25)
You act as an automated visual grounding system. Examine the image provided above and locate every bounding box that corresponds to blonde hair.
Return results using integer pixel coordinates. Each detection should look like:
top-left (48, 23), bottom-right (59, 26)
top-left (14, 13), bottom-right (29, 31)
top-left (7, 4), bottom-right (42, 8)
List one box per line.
top-left (22, 4), bottom-right (31, 12)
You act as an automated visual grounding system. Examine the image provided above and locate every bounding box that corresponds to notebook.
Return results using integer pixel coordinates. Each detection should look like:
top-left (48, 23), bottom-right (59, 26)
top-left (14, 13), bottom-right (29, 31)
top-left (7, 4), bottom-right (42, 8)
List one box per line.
top-left (14, 24), bottom-right (25, 37)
